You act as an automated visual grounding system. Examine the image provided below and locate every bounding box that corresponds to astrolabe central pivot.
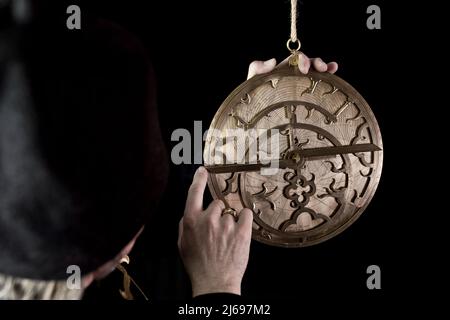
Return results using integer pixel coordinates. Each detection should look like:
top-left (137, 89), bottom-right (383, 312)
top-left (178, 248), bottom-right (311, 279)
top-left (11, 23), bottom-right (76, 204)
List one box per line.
top-left (203, 63), bottom-right (383, 247)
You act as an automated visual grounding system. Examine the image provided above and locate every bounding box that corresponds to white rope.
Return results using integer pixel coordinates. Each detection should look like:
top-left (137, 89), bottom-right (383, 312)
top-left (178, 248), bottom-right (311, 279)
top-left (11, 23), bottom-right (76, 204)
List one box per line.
top-left (290, 0), bottom-right (298, 42)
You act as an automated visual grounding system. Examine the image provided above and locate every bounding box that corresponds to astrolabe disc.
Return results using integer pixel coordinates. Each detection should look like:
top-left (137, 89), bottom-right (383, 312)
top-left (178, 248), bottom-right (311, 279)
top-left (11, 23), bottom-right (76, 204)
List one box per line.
top-left (203, 63), bottom-right (383, 247)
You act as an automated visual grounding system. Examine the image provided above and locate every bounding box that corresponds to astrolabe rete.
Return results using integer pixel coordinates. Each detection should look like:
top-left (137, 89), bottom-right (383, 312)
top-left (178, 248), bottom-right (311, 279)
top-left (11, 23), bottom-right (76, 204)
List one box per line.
top-left (203, 61), bottom-right (383, 247)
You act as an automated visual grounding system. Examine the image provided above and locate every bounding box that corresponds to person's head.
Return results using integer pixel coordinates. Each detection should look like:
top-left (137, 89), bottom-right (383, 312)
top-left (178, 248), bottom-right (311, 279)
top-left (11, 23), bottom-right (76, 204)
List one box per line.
top-left (0, 1), bottom-right (168, 295)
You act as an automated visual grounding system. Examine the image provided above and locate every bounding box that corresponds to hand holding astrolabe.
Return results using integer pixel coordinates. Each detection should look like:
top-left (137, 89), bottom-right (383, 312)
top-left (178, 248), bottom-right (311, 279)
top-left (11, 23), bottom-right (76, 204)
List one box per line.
top-left (180, 0), bottom-right (382, 299)
top-left (178, 56), bottom-right (343, 297)
top-left (203, 51), bottom-right (383, 248)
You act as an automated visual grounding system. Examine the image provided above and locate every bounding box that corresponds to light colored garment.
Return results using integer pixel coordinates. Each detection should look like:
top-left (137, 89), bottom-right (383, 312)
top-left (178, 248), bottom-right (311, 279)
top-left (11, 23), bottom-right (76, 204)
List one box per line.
top-left (0, 273), bottom-right (83, 300)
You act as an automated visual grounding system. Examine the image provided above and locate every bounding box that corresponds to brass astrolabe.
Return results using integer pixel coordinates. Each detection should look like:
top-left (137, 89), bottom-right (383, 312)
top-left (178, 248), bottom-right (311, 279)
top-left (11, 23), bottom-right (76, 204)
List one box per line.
top-left (204, 1), bottom-right (382, 247)
top-left (203, 49), bottom-right (383, 247)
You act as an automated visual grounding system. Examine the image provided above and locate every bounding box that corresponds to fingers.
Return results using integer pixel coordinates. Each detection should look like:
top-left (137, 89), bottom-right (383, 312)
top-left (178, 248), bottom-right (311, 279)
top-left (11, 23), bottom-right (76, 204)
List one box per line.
top-left (311, 57), bottom-right (327, 72)
top-left (274, 53), bottom-right (310, 73)
top-left (206, 199), bottom-right (226, 214)
top-left (184, 167), bottom-right (208, 216)
top-left (298, 52), bottom-right (311, 74)
top-left (247, 58), bottom-right (277, 79)
top-left (261, 54), bottom-right (338, 75)
top-left (220, 207), bottom-right (252, 236)
top-left (206, 199), bottom-right (225, 222)
top-left (303, 56), bottom-right (339, 74)
top-left (326, 62), bottom-right (338, 74)
top-left (311, 58), bottom-right (338, 74)
top-left (221, 213), bottom-right (237, 234)
top-left (237, 208), bottom-right (253, 233)
top-left (220, 209), bottom-right (237, 226)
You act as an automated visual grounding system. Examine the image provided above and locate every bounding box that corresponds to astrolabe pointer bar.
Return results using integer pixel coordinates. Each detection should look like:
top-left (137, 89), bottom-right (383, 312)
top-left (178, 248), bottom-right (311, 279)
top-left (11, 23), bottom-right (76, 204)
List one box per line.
top-left (205, 159), bottom-right (294, 174)
top-left (300, 143), bottom-right (381, 158)
top-left (205, 143), bottom-right (381, 174)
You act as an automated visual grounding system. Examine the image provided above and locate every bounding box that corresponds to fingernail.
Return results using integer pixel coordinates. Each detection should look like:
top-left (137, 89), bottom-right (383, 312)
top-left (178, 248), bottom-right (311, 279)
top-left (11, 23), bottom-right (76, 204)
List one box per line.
top-left (264, 58), bottom-right (276, 66)
top-left (197, 166), bottom-right (206, 174)
top-left (299, 64), bottom-right (307, 74)
top-left (318, 58), bottom-right (326, 68)
top-left (301, 58), bottom-right (309, 73)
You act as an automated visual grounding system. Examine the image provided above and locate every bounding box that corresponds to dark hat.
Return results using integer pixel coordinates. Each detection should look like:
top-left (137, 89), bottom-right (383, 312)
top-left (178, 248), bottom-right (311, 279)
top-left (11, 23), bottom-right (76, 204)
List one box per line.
top-left (0, 3), bottom-right (168, 280)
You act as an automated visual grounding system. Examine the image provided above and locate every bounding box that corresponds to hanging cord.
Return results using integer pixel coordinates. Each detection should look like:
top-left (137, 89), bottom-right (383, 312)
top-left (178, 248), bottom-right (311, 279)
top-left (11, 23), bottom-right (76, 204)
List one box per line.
top-left (290, 0), bottom-right (298, 42)
top-left (287, 0), bottom-right (301, 66)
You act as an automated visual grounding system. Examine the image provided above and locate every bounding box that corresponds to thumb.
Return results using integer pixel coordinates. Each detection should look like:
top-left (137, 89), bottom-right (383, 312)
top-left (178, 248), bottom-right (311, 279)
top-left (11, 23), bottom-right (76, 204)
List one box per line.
top-left (247, 58), bottom-right (276, 80)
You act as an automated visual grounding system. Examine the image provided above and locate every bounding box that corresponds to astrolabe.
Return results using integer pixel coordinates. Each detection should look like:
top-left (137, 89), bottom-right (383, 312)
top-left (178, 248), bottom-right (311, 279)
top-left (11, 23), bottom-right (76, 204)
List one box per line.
top-left (203, 61), bottom-right (383, 247)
